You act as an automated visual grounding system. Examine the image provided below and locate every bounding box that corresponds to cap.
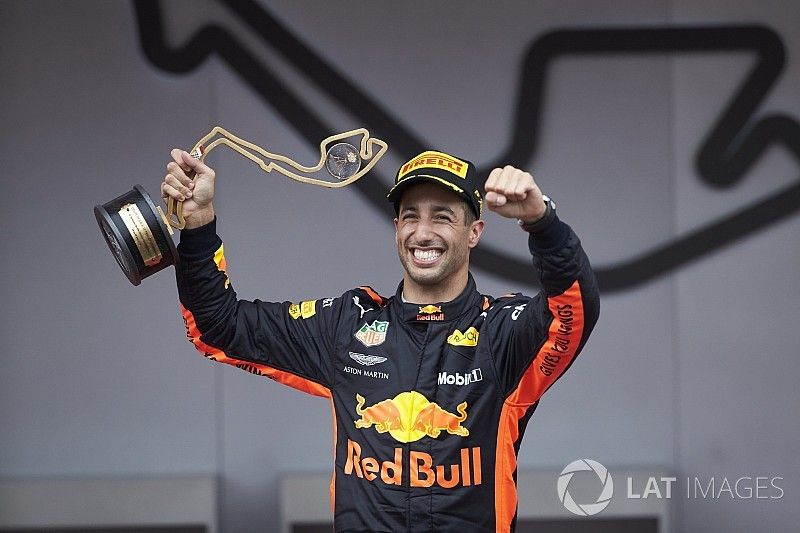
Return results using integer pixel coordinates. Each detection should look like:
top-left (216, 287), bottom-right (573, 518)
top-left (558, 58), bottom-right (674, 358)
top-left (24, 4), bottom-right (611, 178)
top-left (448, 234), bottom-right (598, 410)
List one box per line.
top-left (387, 150), bottom-right (483, 219)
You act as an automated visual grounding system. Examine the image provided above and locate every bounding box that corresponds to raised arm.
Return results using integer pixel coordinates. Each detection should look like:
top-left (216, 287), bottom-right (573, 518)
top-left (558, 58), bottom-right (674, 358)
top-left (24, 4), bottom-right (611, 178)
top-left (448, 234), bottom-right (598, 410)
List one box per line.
top-left (483, 166), bottom-right (600, 401)
top-left (162, 150), bottom-right (337, 397)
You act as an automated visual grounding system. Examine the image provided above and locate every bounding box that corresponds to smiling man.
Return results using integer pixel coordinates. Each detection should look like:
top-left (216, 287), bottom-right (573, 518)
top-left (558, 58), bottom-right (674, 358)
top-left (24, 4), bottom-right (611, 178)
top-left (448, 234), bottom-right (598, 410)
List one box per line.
top-left (163, 148), bottom-right (599, 532)
top-left (393, 181), bottom-right (482, 302)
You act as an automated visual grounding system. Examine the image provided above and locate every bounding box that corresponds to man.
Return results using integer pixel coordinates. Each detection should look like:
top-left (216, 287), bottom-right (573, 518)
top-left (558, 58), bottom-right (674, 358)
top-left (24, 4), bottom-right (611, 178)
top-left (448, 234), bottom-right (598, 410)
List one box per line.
top-left (162, 148), bottom-right (599, 532)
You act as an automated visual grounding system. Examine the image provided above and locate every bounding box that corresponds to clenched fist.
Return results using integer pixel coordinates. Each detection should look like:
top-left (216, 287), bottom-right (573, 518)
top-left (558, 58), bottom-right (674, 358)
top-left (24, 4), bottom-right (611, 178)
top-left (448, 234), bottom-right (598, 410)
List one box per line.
top-left (160, 149), bottom-right (216, 229)
top-left (484, 165), bottom-right (546, 222)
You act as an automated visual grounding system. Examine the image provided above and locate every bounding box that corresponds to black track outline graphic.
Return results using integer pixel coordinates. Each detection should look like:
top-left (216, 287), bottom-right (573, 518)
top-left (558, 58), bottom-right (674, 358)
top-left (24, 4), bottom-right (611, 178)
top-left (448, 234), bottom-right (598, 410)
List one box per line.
top-left (133, 0), bottom-right (800, 292)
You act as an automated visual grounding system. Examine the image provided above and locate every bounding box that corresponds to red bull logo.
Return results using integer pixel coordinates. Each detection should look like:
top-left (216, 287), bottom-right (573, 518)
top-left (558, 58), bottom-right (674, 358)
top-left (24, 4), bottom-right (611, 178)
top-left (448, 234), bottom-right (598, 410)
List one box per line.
top-left (344, 438), bottom-right (482, 488)
top-left (354, 391), bottom-right (468, 443)
top-left (416, 305), bottom-right (445, 321)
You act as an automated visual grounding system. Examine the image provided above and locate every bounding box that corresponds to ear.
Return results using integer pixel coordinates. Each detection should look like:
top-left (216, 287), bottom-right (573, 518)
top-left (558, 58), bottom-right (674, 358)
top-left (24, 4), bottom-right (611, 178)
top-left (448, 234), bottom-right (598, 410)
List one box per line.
top-left (468, 220), bottom-right (485, 249)
top-left (393, 217), bottom-right (399, 231)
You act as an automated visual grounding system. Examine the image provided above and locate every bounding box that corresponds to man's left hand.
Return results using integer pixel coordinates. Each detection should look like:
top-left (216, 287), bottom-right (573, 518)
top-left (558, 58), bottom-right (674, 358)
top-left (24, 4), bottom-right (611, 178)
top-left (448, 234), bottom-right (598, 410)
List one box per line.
top-left (485, 166), bottom-right (546, 222)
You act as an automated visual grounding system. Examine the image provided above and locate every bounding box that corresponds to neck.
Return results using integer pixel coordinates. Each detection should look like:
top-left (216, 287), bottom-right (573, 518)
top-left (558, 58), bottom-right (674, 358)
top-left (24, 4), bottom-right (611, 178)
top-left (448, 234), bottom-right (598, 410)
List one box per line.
top-left (402, 269), bottom-right (469, 304)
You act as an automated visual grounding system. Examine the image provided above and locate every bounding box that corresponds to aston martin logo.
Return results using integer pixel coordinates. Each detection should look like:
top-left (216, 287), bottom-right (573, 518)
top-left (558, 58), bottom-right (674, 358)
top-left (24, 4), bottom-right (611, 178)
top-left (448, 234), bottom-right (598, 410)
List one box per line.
top-left (349, 352), bottom-right (387, 367)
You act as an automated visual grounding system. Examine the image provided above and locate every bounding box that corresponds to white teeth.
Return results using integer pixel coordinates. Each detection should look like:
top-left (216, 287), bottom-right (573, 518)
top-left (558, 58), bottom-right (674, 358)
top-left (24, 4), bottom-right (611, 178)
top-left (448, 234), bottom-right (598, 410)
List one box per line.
top-left (414, 249), bottom-right (442, 262)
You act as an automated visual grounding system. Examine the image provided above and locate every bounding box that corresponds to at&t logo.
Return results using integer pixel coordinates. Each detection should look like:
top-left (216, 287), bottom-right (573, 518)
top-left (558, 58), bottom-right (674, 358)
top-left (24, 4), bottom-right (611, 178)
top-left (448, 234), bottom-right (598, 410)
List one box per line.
top-left (557, 459), bottom-right (614, 516)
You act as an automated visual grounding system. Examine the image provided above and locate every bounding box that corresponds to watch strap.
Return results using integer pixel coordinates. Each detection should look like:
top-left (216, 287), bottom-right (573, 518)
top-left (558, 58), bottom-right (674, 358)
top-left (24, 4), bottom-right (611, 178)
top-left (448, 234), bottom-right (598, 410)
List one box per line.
top-left (518, 195), bottom-right (556, 233)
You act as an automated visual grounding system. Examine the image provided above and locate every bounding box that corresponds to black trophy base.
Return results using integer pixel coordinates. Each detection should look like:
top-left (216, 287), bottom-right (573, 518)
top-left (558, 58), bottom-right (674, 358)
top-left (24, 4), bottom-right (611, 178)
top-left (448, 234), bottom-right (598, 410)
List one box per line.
top-left (94, 185), bottom-right (179, 286)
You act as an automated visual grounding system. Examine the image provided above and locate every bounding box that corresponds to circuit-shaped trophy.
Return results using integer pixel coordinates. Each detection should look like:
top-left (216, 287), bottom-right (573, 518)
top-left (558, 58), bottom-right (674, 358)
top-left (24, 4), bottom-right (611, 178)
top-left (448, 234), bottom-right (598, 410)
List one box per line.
top-left (95, 127), bottom-right (388, 285)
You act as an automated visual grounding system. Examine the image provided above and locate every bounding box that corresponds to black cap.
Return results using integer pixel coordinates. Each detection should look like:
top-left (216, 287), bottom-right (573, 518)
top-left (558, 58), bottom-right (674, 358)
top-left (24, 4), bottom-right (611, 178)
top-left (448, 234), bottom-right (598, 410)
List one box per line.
top-left (387, 150), bottom-right (483, 219)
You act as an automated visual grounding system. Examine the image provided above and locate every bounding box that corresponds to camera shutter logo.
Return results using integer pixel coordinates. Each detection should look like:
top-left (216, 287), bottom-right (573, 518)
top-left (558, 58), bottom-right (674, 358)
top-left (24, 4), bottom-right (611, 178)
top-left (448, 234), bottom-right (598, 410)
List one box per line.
top-left (557, 459), bottom-right (614, 516)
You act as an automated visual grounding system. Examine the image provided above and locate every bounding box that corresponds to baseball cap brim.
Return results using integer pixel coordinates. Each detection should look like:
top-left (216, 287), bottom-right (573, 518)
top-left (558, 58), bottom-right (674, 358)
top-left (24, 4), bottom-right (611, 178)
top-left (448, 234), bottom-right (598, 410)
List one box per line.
top-left (387, 173), bottom-right (481, 218)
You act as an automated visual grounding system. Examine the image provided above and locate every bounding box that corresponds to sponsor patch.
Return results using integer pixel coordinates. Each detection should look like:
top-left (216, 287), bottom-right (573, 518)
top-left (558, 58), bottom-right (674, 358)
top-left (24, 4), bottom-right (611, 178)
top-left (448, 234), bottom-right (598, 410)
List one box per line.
top-left (213, 245), bottom-right (230, 289)
top-left (438, 369), bottom-right (482, 386)
top-left (502, 303), bottom-right (527, 321)
top-left (353, 296), bottom-right (372, 318)
top-left (354, 391), bottom-right (468, 443)
top-left (289, 300), bottom-right (317, 319)
top-left (397, 151), bottom-right (468, 180)
top-left (344, 365), bottom-right (389, 380)
top-left (344, 438), bottom-right (482, 489)
top-left (417, 304), bottom-right (445, 321)
top-left (447, 327), bottom-right (479, 347)
top-left (355, 320), bottom-right (389, 347)
top-left (349, 352), bottom-right (387, 366)
top-left (300, 299), bottom-right (316, 319)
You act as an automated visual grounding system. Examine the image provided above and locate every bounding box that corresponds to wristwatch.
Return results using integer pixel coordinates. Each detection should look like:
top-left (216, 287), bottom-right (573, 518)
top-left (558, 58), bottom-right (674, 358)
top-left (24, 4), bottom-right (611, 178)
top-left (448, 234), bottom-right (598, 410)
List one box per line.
top-left (517, 194), bottom-right (556, 233)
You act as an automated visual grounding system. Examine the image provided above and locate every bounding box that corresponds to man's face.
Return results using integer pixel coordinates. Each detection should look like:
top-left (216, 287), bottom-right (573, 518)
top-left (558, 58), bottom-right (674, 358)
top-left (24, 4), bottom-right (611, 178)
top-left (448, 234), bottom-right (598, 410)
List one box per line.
top-left (394, 182), bottom-right (484, 289)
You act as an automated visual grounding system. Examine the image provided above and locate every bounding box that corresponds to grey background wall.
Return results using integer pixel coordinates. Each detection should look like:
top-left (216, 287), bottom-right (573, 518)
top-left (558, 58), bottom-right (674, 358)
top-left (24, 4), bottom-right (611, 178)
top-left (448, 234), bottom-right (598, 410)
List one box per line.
top-left (1, 1), bottom-right (799, 531)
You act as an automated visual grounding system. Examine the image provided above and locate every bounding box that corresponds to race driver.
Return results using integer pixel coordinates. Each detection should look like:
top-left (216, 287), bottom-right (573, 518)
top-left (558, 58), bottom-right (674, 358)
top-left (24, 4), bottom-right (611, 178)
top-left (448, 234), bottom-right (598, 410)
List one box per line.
top-left (161, 147), bottom-right (600, 532)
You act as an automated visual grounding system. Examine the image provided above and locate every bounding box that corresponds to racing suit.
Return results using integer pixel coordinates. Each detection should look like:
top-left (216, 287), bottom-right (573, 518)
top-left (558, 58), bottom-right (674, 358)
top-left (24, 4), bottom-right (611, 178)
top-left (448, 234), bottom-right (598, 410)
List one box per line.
top-left (176, 215), bottom-right (599, 532)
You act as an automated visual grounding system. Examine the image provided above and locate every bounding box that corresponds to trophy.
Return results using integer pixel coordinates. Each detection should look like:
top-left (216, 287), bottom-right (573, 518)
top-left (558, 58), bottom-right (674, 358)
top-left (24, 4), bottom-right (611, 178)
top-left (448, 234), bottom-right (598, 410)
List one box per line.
top-left (95, 127), bottom-right (388, 285)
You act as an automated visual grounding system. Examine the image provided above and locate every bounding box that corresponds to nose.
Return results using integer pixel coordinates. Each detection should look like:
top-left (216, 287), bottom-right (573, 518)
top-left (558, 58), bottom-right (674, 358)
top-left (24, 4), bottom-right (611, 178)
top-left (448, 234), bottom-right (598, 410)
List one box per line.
top-left (412, 218), bottom-right (436, 243)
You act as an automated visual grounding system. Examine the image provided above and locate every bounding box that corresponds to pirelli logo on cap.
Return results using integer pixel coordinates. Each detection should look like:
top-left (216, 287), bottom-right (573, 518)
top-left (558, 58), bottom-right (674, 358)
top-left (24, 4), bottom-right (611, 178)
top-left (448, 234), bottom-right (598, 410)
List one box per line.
top-left (397, 151), bottom-right (469, 181)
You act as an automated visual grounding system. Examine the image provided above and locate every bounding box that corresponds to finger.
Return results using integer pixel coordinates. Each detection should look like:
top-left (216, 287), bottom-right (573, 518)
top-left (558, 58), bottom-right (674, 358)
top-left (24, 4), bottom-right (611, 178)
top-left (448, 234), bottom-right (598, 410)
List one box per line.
top-left (161, 181), bottom-right (187, 202)
top-left (499, 168), bottom-right (523, 201)
top-left (180, 150), bottom-right (214, 179)
top-left (503, 168), bottom-right (529, 201)
top-left (485, 191), bottom-right (507, 207)
top-left (484, 168), bottom-right (503, 191)
top-left (170, 148), bottom-right (193, 173)
top-left (165, 173), bottom-right (193, 198)
top-left (509, 171), bottom-right (534, 201)
top-left (166, 161), bottom-right (194, 188)
top-left (492, 165), bottom-right (516, 197)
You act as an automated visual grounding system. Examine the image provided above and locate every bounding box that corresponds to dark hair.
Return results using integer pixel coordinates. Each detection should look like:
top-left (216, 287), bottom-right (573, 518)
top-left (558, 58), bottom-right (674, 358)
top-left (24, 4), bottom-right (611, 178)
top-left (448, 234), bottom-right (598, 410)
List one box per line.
top-left (462, 203), bottom-right (477, 226)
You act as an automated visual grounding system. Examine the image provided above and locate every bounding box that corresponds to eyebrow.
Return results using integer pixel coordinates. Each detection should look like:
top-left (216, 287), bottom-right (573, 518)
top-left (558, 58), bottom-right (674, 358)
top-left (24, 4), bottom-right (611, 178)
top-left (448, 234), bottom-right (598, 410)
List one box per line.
top-left (399, 205), bottom-right (457, 216)
top-left (431, 205), bottom-right (456, 216)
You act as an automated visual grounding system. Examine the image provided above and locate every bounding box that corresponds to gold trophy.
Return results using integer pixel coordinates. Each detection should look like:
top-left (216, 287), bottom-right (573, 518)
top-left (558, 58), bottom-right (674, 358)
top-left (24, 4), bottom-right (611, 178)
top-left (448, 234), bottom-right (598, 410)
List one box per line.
top-left (95, 127), bottom-right (388, 285)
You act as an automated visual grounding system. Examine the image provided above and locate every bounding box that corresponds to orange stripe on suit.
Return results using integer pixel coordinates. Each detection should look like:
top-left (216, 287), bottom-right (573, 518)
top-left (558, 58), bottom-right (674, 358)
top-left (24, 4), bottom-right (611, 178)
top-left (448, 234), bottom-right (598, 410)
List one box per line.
top-left (495, 280), bottom-right (585, 531)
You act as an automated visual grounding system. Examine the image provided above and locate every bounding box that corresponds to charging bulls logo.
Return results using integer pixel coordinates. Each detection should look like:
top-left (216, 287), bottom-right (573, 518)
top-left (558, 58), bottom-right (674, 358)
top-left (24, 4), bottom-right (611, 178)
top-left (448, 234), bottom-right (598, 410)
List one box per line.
top-left (416, 304), bottom-right (445, 321)
top-left (354, 392), bottom-right (468, 443)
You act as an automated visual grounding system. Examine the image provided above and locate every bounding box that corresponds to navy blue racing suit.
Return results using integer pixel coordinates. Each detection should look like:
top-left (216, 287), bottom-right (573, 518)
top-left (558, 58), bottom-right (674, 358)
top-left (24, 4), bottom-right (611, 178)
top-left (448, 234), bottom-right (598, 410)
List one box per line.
top-left (176, 215), bottom-right (599, 532)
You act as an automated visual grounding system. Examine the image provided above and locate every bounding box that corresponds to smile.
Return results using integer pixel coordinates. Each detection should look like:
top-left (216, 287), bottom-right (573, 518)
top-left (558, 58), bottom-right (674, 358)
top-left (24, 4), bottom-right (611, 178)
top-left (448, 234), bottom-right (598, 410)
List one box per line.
top-left (413, 248), bottom-right (443, 263)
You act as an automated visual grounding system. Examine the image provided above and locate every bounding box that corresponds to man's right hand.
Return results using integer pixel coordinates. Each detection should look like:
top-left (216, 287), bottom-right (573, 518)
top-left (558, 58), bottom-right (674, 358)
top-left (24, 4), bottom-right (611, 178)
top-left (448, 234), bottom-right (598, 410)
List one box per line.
top-left (161, 148), bottom-right (216, 229)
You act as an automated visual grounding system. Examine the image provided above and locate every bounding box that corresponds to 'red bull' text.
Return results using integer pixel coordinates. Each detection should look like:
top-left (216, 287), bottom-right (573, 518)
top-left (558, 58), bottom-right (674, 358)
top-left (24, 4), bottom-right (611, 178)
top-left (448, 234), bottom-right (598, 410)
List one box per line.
top-left (344, 439), bottom-right (482, 489)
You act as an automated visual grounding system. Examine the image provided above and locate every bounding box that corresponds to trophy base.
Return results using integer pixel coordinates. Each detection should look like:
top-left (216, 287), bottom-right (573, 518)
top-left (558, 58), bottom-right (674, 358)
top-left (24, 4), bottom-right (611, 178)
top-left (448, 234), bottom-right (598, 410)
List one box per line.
top-left (94, 185), bottom-right (179, 286)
